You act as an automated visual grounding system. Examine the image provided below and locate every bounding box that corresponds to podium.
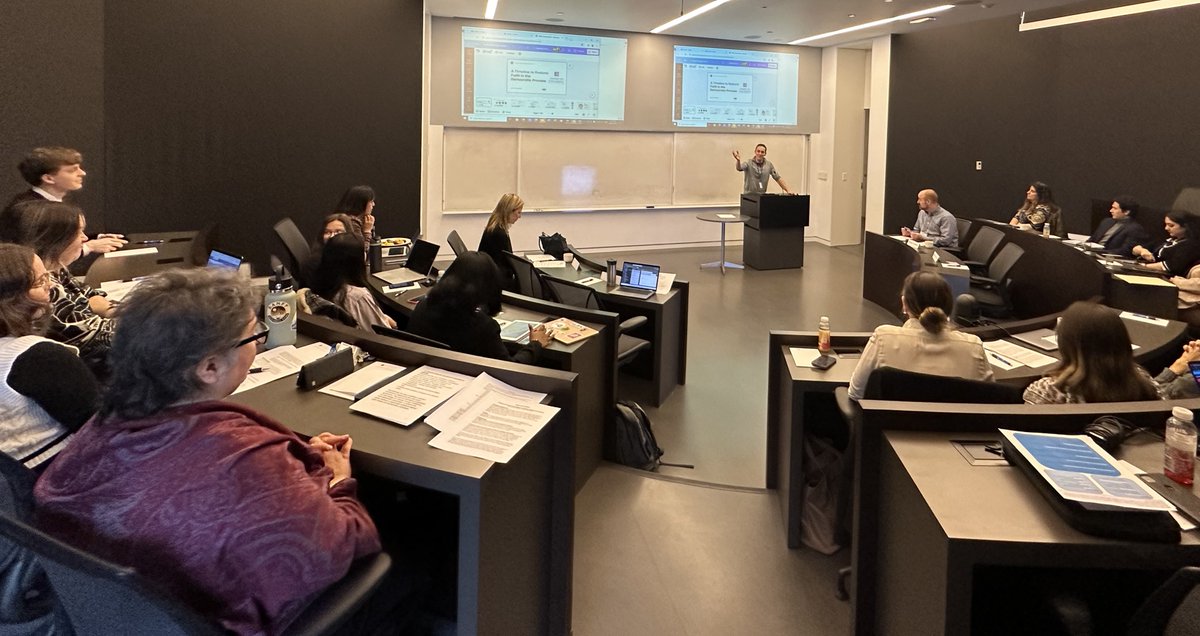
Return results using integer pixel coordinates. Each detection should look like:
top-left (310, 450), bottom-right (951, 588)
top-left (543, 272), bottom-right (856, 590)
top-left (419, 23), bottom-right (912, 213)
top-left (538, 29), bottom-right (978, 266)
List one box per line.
top-left (741, 193), bottom-right (809, 270)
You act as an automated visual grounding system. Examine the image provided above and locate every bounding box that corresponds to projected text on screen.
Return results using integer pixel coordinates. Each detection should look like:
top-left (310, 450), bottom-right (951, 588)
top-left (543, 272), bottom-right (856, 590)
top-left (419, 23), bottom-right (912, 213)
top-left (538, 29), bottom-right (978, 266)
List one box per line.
top-left (672, 46), bottom-right (799, 128)
top-left (462, 27), bottom-right (628, 123)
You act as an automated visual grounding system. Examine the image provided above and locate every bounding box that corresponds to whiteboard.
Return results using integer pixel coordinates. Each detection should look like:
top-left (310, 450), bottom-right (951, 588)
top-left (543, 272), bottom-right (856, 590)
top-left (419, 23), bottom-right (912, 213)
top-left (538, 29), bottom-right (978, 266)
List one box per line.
top-left (442, 128), bottom-right (808, 211)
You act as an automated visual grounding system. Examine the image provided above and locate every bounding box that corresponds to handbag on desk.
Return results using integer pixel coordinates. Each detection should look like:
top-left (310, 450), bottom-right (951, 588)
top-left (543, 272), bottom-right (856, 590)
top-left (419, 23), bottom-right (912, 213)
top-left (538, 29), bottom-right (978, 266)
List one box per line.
top-left (539, 232), bottom-right (568, 259)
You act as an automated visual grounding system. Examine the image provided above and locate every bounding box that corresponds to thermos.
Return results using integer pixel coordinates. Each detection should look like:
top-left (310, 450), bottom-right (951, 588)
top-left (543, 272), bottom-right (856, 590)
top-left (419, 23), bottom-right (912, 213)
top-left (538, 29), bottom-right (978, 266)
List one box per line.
top-left (264, 267), bottom-right (297, 349)
top-left (606, 259), bottom-right (617, 282)
top-left (368, 238), bottom-right (383, 273)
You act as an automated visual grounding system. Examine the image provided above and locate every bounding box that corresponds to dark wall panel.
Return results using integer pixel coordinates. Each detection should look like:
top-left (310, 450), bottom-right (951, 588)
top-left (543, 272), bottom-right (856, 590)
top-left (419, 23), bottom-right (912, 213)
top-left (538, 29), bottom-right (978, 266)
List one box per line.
top-left (885, 7), bottom-right (1200, 236)
top-left (104, 0), bottom-right (424, 268)
top-left (0, 1), bottom-right (106, 226)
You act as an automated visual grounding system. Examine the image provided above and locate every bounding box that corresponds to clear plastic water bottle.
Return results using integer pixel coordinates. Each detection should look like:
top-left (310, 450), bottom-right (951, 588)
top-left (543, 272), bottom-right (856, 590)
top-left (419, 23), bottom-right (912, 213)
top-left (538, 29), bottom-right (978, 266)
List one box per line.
top-left (1043, 223), bottom-right (1051, 238)
top-left (1164, 406), bottom-right (1196, 486)
top-left (264, 267), bottom-right (297, 349)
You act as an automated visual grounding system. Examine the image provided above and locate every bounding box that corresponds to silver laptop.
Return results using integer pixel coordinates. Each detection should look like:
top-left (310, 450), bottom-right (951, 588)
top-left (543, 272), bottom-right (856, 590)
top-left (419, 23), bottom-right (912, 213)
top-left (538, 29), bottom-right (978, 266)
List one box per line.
top-left (373, 239), bottom-right (438, 285)
top-left (608, 261), bottom-right (660, 299)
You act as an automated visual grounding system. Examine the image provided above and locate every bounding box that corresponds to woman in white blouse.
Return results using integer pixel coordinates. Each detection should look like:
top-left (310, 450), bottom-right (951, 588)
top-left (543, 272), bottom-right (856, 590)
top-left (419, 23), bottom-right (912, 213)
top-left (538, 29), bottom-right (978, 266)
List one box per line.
top-left (848, 271), bottom-right (993, 399)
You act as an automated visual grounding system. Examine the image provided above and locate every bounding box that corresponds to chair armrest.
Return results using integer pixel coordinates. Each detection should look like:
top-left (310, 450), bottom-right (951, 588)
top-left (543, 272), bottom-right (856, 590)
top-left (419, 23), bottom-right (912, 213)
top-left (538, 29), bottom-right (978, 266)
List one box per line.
top-left (942, 247), bottom-right (965, 259)
top-left (833, 387), bottom-right (859, 423)
top-left (970, 275), bottom-right (999, 288)
top-left (288, 552), bottom-right (393, 636)
top-left (618, 316), bottom-right (648, 333)
top-left (962, 260), bottom-right (988, 274)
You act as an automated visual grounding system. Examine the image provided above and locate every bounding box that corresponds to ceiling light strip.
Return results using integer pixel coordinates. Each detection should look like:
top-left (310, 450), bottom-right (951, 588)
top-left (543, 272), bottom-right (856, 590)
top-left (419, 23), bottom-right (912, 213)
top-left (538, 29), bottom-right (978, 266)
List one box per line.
top-left (651, 0), bottom-right (735, 34)
top-left (484, 0), bottom-right (499, 20)
top-left (1018, 0), bottom-right (1200, 31)
top-left (788, 4), bottom-right (954, 45)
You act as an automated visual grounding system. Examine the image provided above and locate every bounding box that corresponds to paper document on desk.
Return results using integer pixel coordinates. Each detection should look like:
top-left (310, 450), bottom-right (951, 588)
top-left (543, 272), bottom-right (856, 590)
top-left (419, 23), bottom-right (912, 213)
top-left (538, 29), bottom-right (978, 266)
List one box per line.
top-left (716, 213), bottom-right (737, 219)
top-left (789, 347), bottom-right (823, 368)
top-left (98, 278), bottom-right (145, 303)
top-left (1115, 274), bottom-right (1175, 287)
top-left (233, 343), bottom-right (331, 394)
top-left (525, 253), bottom-right (556, 262)
top-left (105, 247), bottom-right (158, 258)
top-left (984, 340), bottom-right (1057, 368)
top-left (533, 260), bottom-right (567, 269)
top-left (424, 372), bottom-right (548, 432)
top-left (318, 362), bottom-right (405, 400)
top-left (655, 272), bottom-right (676, 295)
top-left (429, 392), bottom-right (559, 463)
top-left (349, 366), bottom-right (473, 426)
top-left (1000, 430), bottom-right (1174, 512)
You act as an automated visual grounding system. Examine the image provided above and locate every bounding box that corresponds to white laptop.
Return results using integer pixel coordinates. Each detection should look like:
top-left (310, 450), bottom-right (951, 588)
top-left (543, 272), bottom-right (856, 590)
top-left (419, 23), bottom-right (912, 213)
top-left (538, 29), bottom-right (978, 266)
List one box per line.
top-left (608, 261), bottom-right (661, 300)
top-left (373, 239), bottom-right (438, 285)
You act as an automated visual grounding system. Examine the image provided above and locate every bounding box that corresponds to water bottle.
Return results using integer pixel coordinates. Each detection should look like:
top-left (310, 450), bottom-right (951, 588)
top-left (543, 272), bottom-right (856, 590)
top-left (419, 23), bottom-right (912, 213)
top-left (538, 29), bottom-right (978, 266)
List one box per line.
top-left (1043, 223), bottom-right (1051, 238)
top-left (368, 238), bottom-right (383, 273)
top-left (1164, 406), bottom-right (1196, 486)
top-left (606, 259), bottom-right (617, 283)
top-left (817, 316), bottom-right (831, 356)
top-left (264, 267), bottom-right (297, 349)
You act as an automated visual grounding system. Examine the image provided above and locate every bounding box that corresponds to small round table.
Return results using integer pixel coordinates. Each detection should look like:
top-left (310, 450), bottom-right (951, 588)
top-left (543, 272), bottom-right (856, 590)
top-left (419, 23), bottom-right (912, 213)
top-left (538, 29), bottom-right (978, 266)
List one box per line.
top-left (696, 212), bottom-right (750, 274)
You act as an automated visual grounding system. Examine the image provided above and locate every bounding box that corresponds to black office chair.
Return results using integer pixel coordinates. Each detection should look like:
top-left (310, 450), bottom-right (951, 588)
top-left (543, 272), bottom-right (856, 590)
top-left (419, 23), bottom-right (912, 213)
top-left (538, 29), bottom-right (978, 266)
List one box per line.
top-left (967, 242), bottom-right (1025, 318)
top-left (832, 368), bottom-right (1023, 600)
top-left (958, 225), bottom-right (1006, 274)
top-left (446, 230), bottom-right (468, 258)
top-left (273, 217), bottom-right (312, 286)
top-left (188, 222), bottom-right (220, 266)
top-left (565, 243), bottom-right (607, 273)
top-left (541, 276), bottom-right (651, 367)
top-left (0, 509), bottom-right (393, 636)
top-left (0, 453), bottom-right (67, 634)
top-left (502, 251), bottom-right (548, 300)
top-left (371, 324), bottom-right (451, 350)
top-left (1127, 566), bottom-right (1200, 636)
top-left (942, 218), bottom-right (973, 258)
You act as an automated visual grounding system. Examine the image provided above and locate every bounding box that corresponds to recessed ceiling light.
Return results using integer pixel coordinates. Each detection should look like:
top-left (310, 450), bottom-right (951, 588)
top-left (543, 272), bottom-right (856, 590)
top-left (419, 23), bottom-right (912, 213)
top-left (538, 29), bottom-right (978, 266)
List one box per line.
top-left (745, 34), bottom-right (762, 39)
top-left (789, 4), bottom-right (955, 44)
top-left (848, 14), bottom-right (856, 18)
top-left (545, 17), bottom-right (564, 22)
top-left (484, 0), bottom-right (499, 20)
top-left (1019, 0), bottom-right (1200, 31)
top-left (651, 0), bottom-right (735, 34)
top-left (910, 16), bottom-right (937, 23)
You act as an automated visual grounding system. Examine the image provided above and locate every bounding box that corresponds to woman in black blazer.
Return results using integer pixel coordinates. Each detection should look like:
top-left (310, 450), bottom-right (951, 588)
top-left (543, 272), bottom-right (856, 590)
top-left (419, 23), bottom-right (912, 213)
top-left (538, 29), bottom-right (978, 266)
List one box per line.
top-left (1132, 209), bottom-right (1200, 276)
top-left (407, 251), bottom-right (551, 364)
top-left (478, 193), bottom-right (524, 292)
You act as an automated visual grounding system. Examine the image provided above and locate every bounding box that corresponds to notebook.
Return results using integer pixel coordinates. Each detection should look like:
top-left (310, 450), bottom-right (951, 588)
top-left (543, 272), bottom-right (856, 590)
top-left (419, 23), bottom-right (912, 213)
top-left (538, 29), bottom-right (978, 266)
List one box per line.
top-left (608, 261), bottom-right (660, 299)
top-left (373, 238), bottom-right (438, 285)
top-left (1012, 328), bottom-right (1058, 351)
top-left (206, 249), bottom-right (243, 270)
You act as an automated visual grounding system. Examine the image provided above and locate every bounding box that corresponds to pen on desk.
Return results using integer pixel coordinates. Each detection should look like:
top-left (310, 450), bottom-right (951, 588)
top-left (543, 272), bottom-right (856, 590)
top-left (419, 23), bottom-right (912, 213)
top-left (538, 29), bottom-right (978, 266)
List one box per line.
top-left (249, 367), bottom-right (266, 374)
top-left (987, 352), bottom-right (1014, 369)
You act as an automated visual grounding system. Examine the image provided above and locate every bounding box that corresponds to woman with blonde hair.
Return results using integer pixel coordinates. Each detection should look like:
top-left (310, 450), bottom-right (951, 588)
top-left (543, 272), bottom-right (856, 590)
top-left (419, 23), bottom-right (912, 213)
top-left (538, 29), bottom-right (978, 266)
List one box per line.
top-left (478, 192), bottom-right (524, 292)
top-left (1023, 301), bottom-right (1160, 404)
top-left (848, 271), bottom-right (993, 399)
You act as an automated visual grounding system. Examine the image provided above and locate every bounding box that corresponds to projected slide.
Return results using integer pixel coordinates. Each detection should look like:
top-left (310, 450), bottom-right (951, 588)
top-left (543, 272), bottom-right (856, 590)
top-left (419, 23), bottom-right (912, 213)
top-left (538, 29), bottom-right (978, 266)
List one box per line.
top-left (672, 46), bottom-right (799, 128)
top-left (462, 26), bottom-right (628, 124)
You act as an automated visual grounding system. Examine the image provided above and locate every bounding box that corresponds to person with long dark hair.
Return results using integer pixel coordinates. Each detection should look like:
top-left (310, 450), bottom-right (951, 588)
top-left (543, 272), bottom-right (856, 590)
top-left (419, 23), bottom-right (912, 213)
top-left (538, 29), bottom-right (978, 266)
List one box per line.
top-left (334, 185), bottom-right (377, 240)
top-left (1023, 301), bottom-right (1160, 404)
top-left (847, 271), bottom-right (993, 399)
top-left (1131, 209), bottom-right (1200, 276)
top-left (0, 243), bottom-right (98, 470)
top-left (34, 268), bottom-right (381, 635)
top-left (1009, 181), bottom-right (1063, 237)
top-left (408, 251), bottom-right (551, 363)
top-left (478, 193), bottom-right (524, 292)
top-left (6, 199), bottom-right (114, 376)
top-left (309, 233), bottom-right (395, 331)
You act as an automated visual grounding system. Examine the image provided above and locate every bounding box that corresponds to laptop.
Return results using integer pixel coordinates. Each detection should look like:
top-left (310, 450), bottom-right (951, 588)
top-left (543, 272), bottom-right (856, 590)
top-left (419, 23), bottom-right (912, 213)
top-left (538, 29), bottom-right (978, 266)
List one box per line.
top-left (373, 238), bottom-right (439, 285)
top-left (206, 249), bottom-right (243, 270)
top-left (608, 261), bottom-right (660, 299)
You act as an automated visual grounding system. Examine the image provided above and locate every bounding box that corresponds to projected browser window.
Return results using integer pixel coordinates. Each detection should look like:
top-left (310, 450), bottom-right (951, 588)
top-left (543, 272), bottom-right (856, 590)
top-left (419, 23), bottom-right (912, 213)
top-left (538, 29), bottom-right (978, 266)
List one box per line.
top-left (462, 26), bottom-right (628, 124)
top-left (673, 46), bottom-right (799, 128)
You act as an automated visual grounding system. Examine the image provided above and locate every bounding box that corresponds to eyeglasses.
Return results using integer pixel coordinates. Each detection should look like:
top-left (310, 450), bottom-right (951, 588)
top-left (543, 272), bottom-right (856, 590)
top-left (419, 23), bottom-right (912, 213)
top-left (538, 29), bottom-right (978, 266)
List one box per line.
top-left (29, 272), bottom-right (52, 289)
top-left (322, 229), bottom-right (345, 238)
top-left (232, 321), bottom-right (269, 349)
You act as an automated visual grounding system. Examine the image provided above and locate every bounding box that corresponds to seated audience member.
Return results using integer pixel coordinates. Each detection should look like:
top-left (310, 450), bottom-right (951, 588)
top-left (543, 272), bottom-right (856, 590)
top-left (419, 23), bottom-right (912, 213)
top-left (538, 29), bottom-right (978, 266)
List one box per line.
top-left (34, 268), bottom-right (382, 635)
top-left (478, 193), bottom-right (524, 292)
top-left (301, 212), bottom-right (365, 285)
top-left (1131, 209), bottom-right (1200, 276)
top-left (901, 188), bottom-right (958, 248)
top-left (1009, 181), bottom-right (1064, 237)
top-left (408, 251), bottom-right (551, 363)
top-left (1152, 339), bottom-right (1200, 400)
top-left (334, 185), bottom-right (377, 241)
top-left (1171, 263), bottom-right (1200, 331)
top-left (310, 233), bottom-right (396, 331)
top-left (848, 271), bottom-right (993, 399)
top-left (1023, 301), bottom-right (1160, 404)
top-left (8, 200), bottom-right (114, 376)
top-left (1088, 196), bottom-right (1150, 258)
top-left (0, 244), bottom-right (98, 471)
top-left (1, 146), bottom-right (124, 255)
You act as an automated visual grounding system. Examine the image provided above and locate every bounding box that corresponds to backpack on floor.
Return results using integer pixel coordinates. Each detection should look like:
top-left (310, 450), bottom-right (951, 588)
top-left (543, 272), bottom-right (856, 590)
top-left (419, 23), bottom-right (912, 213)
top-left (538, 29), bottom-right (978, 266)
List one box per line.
top-left (608, 400), bottom-right (665, 471)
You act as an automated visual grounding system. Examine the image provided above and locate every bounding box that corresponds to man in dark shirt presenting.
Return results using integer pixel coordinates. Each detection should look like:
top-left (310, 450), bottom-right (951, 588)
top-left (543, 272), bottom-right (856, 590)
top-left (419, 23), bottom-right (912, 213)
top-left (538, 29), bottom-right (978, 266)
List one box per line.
top-left (2, 147), bottom-right (125, 255)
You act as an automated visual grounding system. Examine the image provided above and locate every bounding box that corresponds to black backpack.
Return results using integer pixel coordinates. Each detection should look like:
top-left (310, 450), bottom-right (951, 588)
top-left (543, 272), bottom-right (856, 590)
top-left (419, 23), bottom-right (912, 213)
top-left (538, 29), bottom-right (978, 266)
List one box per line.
top-left (608, 400), bottom-right (693, 471)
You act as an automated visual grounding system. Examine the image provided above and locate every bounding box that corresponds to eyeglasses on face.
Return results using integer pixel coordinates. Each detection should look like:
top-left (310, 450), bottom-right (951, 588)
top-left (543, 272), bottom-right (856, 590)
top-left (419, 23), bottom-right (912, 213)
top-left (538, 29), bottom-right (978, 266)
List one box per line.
top-left (232, 321), bottom-right (269, 349)
top-left (30, 272), bottom-right (52, 289)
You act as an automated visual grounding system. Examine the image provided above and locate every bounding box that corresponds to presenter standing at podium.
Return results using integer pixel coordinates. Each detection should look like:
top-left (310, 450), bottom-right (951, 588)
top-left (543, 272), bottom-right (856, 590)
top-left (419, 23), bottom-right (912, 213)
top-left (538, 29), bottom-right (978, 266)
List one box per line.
top-left (733, 144), bottom-right (792, 195)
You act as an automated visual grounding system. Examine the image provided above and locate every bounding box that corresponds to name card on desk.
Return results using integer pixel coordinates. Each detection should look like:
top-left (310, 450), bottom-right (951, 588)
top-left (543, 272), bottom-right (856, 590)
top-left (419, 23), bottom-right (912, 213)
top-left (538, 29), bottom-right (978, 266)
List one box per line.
top-left (1120, 311), bottom-right (1170, 326)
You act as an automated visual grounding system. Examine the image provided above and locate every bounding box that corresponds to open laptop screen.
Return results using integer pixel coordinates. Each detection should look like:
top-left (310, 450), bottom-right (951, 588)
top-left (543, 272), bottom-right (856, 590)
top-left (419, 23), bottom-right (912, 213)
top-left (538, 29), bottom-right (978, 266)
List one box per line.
top-left (621, 262), bottom-right (661, 291)
top-left (404, 239), bottom-right (439, 275)
top-left (206, 249), bottom-right (243, 270)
